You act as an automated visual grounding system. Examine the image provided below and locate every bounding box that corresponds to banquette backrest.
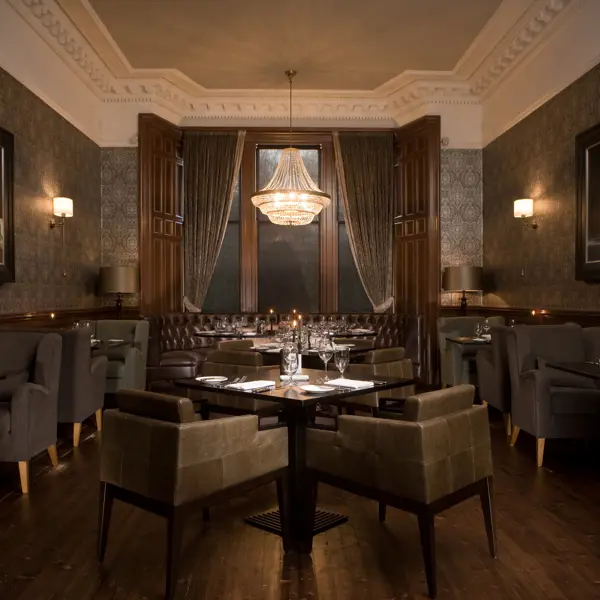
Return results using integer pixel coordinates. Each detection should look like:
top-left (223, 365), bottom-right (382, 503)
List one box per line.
top-left (147, 313), bottom-right (423, 378)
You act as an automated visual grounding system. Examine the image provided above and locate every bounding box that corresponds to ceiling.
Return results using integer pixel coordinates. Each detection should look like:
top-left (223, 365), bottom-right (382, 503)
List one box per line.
top-left (85, 0), bottom-right (502, 90)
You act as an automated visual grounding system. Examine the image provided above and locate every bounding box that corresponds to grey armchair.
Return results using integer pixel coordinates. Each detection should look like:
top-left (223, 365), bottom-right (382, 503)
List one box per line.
top-left (476, 325), bottom-right (511, 435)
top-left (95, 320), bottom-right (149, 392)
top-left (437, 316), bottom-right (505, 387)
top-left (307, 384), bottom-right (496, 598)
top-left (345, 347), bottom-right (414, 414)
top-left (506, 324), bottom-right (600, 467)
top-left (56, 329), bottom-right (108, 447)
top-left (0, 332), bottom-right (62, 493)
top-left (99, 390), bottom-right (289, 600)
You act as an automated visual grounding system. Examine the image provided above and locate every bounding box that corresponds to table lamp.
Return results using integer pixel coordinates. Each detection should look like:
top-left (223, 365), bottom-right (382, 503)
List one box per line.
top-left (98, 266), bottom-right (139, 318)
top-left (441, 266), bottom-right (483, 314)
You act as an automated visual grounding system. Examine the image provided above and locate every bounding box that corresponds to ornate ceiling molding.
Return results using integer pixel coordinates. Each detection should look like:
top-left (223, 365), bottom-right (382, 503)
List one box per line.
top-left (4, 0), bottom-right (594, 146)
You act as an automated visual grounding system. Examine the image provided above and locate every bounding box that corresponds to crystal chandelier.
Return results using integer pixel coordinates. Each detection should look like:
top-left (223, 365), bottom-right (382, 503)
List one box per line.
top-left (251, 71), bottom-right (331, 226)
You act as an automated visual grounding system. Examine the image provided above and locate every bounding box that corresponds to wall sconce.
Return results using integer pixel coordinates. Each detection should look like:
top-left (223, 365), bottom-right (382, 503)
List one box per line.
top-left (50, 197), bottom-right (73, 277)
top-left (514, 198), bottom-right (537, 229)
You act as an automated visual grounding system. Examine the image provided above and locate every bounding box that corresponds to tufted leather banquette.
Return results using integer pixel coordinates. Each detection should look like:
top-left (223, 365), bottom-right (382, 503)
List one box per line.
top-left (146, 313), bottom-right (423, 385)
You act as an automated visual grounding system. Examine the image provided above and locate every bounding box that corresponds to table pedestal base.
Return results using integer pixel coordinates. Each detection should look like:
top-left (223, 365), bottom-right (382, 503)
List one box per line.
top-left (245, 509), bottom-right (347, 536)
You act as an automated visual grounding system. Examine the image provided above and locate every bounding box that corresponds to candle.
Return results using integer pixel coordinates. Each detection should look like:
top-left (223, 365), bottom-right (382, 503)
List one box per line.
top-left (292, 309), bottom-right (296, 314)
top-left (299, 314), bottom-right (302, 322)
top-left (292, 319), bottom-right (297, 329)
top-left (269, 309), bottom-right (274, 333)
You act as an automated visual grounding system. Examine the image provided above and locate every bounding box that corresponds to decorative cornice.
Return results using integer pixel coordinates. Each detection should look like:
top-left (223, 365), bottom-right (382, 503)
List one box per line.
top-left (469, 0), bottom-right (577, 98)
top-left (9, 0), bottom-right (114, 96)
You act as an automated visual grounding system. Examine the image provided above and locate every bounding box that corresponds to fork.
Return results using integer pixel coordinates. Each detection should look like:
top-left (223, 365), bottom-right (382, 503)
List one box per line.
top-left (238, 375), bottom-right (247, 384)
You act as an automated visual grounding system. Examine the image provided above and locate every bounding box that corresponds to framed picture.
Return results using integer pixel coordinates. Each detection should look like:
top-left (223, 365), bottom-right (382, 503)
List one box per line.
top-left (0, 126), bottom-right (15, 285)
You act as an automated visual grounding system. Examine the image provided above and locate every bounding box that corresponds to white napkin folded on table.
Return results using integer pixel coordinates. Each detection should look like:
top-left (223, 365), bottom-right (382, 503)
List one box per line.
top-left (280, 374), bottom-right (310, 382)
top-left (225, 380), bottom-right (276, 391)
top-left (351, 328), bottom-right (374, 334)
top-left (326, 378), bottom-right (374, 389)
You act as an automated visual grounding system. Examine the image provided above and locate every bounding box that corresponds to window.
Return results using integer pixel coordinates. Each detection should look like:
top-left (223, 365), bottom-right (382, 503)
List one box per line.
top-left (257, 147), bottom-right (320, 313)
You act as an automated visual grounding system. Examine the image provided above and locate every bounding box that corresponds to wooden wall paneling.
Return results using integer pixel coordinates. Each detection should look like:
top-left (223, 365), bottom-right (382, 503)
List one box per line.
top-left (394, 116), bottom-right (441, 385)
top-left (319, 140), bottom-right (338, 313)
top-left (240, 141), bottom-right (258, 312)
top-left (0, 307), bottom-right (140, 329)
top-left (138, 114), bottom-right (183, 315)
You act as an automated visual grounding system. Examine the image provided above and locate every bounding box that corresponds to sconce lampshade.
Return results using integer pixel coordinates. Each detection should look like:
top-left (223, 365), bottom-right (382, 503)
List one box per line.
top-left (53, 197), bottom-right (73, 218)
top-left (442, 266), bottom-right (483, 292)
top-left (514, 198), bottom-right (533, 218)
top-left (98, 266), bottom-right (139, 295)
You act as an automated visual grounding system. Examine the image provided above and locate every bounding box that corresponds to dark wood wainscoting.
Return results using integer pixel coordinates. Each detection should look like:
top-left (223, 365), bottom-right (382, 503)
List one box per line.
top-left (0, 306), bottom-right (140, 329)
top-left (441, 305), bottom-right (600, 328)
top-left (394, 116), bottom-right (441, 386)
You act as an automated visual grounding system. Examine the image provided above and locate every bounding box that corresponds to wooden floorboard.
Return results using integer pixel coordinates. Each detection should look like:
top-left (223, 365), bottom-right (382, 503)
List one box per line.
top-left (0, 419), bottom-right (599, 599)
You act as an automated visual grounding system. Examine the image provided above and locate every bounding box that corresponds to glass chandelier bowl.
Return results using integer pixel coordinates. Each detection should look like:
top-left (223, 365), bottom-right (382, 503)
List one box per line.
top-left (251, 148), bottom-right (330, 226)
top-left (251, 70), bottom-right (331, 226)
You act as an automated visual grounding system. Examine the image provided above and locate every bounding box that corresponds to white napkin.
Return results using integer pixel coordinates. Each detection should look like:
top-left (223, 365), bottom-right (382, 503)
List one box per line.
top-left (225, 380), bottom-right (276, 391)
top-left (352, 328), bottom-right (374, 334)
top-left (280, 374), bottom-right (310, 382)
top-left (326, 378), bottom-right (374, 389)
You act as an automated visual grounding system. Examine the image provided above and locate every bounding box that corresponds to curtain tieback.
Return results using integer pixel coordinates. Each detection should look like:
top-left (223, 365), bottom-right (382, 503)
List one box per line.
top-left (373, 296), bottom-right (394, 313)
top-left (183, 296), bottom-right (202, 313)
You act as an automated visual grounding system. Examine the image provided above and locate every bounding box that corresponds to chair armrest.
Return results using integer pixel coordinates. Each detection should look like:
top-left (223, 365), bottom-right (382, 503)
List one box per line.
top-left (9, 383), bottom-right (50, 440)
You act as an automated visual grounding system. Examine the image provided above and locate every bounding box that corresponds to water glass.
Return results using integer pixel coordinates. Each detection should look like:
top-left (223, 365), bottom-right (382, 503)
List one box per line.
top-left (282, 343), bottom-right (299, 386)
top-left (483, 318), bottom-right (491, 335)
top-left (334, 347), bottom-right (350, 378)
top-left (318, 339), bottom-right (335, 382)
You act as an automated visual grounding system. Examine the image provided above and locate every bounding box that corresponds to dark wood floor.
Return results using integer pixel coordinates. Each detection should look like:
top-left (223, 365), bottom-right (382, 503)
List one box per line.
top-left (0, 417), bottom-right (599, 600)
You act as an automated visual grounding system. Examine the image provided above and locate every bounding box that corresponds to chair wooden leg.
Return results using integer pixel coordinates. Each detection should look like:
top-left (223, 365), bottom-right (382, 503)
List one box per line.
top-left (536, 438), bottom-right (546, 467)
top-left (73, 423), bottom-right (82, 448)
top-left (166, 507), bottom-right (184, 600)
top-left (509, 426), bottom-right (520, 446)
top-left (277, 473), bottom-right (292, 553)
top-left (503, 413), bottom-right (512, 437)
top-left (482, 400), bottom-right (488, 407)
top-left (95, 409), bottom-right (103, 431)
top-left (47, 445), bottom-right (59, 467)
top-left (479, 476), bottom-right (497, 558)
top-left (417, 510), bottom-right (437, 598)
top-left (18, 461), bottom-right (29, 494)
top-left (97, 482), bottom-right (114, 562)
top-left (378, 502), bottom-right (387, 522)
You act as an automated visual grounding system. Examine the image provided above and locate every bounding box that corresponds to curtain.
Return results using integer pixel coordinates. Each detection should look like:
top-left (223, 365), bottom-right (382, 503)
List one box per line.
top-left (183, 130), bottom-right (245, 309)
top-left (333, 131), bottom-right (394, 312)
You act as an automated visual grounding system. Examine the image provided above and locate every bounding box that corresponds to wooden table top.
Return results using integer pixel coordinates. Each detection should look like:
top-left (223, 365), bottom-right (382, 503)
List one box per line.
top-left (447, 336), bottom-right (491, 346)
top-left (175, 368), bottom-right (415, 409)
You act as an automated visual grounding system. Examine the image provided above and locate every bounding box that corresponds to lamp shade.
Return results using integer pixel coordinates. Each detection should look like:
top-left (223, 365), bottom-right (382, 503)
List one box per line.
top-left (442, 266), bottom-right (483, 292)
top-left (98, 266), bottom-right (139, 294)
top-left (53, 197), bottom-right (73, 217)
top-left (514, 198), bottom-right (533, 218)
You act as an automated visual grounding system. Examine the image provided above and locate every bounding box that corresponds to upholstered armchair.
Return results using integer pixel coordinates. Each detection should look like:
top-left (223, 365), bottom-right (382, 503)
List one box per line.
top-left (476, 325), bottom-right (511, 435)
top-left (0, 332), bottom-right (62, 493)
top-left (306, 384), bottom-right (495, 598)
top-left (506, 324), bottom-right (600, 467)
top-left (437, 316), bottom-right (505, 387)
top-left (95, 320), bottom-right (149, 392)
top-left (98, 390), bottom-right (289, 600)
top-left (199, 349), bottom-right (280, 418)
top-left (55, 328), bottom-right (107, 447)
top-left (344, 347), bottom-right (414, 414)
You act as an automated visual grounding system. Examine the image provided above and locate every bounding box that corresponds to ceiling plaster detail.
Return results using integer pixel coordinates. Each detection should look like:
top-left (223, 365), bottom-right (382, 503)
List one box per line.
top-left (4, 0), bottom-right (590, 146)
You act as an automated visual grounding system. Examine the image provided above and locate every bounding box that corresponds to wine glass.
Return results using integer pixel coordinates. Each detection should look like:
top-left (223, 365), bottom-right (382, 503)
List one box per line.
top-left (483, 318), bottom-right (491, 336)
top-left (334, 347), bottom-right (350, 379)
top-left (474, 322), bottom-right (483, 339)
top-left (282, 343), bottom-right (299, 386)
top-left (318, 339), bottom-right (335, 382)
top-left (509, 318), bottom-right (516, 328)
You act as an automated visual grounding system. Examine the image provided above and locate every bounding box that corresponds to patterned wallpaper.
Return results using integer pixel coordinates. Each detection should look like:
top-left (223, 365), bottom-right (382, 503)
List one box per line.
top-left (440, 149), bottom-right (483, 306)
top-left (0, 67), bottom-right (101, 314)
top-left (100, 147), bottom-right (139, 306)
top-left (483, 61), bottom-right (600, 309)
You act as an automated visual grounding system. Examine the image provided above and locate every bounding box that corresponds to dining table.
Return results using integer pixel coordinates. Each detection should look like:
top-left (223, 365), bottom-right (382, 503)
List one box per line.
top-left (175, 367), bottom-right (415, 553)
top-left (544, 360), bottom-right (600, 380)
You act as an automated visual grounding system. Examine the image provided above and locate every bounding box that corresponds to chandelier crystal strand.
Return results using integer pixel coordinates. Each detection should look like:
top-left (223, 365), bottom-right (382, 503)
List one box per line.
top-left (251, 70), bottom-right (331, 226)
